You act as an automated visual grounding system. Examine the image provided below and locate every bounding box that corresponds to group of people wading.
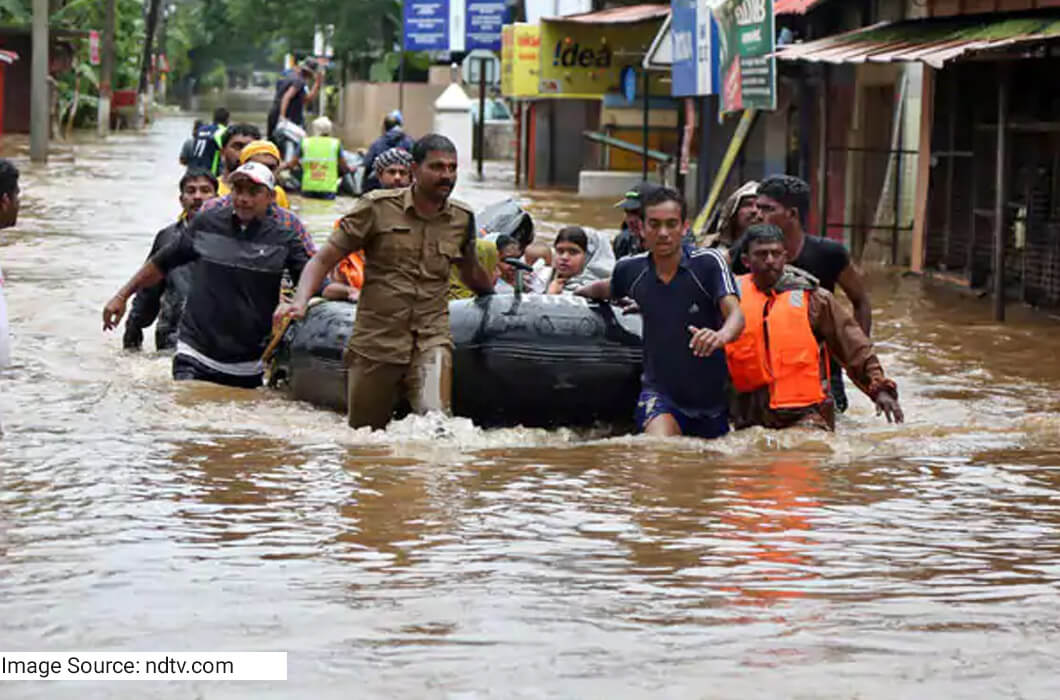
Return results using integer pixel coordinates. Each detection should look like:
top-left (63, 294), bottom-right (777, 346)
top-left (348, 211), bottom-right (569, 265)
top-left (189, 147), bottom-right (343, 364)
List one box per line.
top-left (98, 93), bottom-right (904, 438)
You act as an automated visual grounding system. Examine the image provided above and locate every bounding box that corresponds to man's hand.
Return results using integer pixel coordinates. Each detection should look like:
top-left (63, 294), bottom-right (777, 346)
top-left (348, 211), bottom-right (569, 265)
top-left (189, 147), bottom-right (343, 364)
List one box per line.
top-left (688, 325), bottom-right (728, 358)
top-left (273, 301), bottom-right (307, 328)
top-left (103, 295), bottom-right (128, 331)
top-left (874, 391), bottom-right (904, 424)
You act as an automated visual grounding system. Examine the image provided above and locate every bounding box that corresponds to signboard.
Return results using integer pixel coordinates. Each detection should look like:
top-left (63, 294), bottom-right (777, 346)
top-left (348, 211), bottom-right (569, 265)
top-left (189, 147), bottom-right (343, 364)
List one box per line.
top-left (500, 23), bottom-right (541, 98)
top-left (537, 17), bottom-right (667, 98)
top-left (466, 0), bottom-right (506, 50)
top-left (462, 49), bottom-right (500, 85)
top-left (89, 30), bottom-right (100, 66)
top-left (404, 0), bottom-right (505, 52)
top-left (670, 0), bottom-right (719, 97)
top-left (713, 0), bottom-right (776, 113)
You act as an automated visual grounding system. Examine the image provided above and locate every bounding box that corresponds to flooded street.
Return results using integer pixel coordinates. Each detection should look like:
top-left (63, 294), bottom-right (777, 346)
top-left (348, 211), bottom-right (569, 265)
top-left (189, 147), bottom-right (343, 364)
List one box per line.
top-left (2, 114), bottom-right (1060, 699)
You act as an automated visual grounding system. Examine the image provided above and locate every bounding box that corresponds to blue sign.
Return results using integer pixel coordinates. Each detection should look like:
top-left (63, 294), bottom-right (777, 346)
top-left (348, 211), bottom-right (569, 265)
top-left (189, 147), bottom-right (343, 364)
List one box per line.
top-left (405, 0), bottom-right (450, 52)
top-left (670, 0), bottom-right (720, 97)
top-left (465, 0), bottom-right (505, 51)
top-left (621, 66), bottom-right (637, 103)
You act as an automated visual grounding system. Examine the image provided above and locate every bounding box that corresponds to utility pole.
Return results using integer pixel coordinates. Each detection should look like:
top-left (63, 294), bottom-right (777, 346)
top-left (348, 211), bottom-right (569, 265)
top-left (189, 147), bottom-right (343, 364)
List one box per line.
top-left (135, 0), bottom-right (163, 129)
top-left (29, 0), bottom-right (49, 162)
top-left (97, 0), bottom-right (115, 136)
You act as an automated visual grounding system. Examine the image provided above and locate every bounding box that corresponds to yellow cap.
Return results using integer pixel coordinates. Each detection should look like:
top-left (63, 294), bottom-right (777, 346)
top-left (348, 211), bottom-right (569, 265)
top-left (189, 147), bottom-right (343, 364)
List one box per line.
top-left (239, 140), bottom-right (281, 165)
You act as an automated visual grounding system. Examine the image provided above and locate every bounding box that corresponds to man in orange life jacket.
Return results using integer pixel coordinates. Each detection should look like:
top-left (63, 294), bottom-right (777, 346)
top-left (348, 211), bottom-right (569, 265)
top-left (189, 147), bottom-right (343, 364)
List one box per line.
top-left (725, 224), bottom-right (903, 430)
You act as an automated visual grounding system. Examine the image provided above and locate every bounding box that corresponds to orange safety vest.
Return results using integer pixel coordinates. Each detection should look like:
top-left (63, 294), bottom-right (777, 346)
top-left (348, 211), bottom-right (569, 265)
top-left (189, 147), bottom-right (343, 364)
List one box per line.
top-left (725, 274), bottom-right (827, 409)
top-left (335, 251), bottom-right (365, 290)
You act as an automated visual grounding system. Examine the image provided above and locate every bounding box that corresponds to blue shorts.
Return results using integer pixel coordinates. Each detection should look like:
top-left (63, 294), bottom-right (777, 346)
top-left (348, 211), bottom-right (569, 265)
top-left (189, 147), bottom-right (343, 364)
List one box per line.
top-left (635, 389), bottom-right (730, 439)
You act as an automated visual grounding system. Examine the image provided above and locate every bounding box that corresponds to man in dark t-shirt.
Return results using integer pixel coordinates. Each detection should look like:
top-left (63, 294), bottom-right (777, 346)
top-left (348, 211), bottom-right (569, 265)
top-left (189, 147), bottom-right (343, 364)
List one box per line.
top-left (267, 60), bottom-right (323, 139)
top-left (577, 186), bottom-right (744, 439)
top-left (732, 175), bottom-right (872, 412)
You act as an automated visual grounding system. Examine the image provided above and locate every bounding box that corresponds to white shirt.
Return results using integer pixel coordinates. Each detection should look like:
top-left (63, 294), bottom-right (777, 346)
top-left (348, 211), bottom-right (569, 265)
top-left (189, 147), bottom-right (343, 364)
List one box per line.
top-left (0, 263), bottom-right (9, 368)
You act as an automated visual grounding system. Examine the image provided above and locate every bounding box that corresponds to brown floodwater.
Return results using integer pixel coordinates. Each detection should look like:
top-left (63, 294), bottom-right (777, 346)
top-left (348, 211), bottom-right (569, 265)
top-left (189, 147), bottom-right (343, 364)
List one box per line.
top-left (1, 113), bottom-right (1060, 699)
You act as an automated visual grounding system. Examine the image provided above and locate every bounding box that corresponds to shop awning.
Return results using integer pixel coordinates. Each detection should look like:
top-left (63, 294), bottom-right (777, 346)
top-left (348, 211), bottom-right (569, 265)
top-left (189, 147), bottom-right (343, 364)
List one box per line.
top-left (0, 49), bottom-right (18, 65)
top-left (776, 14), bottom-right (1060, 68)
top-left (549, 4), bottom-right (671, 24)
top-left (775, 0), bottom-right (826, 15)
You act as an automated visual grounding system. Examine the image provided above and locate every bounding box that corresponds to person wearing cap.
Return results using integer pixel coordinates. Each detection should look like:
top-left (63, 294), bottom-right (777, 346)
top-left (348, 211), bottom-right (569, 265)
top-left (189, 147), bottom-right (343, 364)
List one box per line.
top-left (275, 133), bottom-right (495, 430)
top-left (267, 58), bottom-right (323, 140)
top-left (283, 116), bottom-right (350, 200)
top-left (361, 111), bottom-right (415, 194)
top-left (205, 138), bottom-right (314, 254)
top-left (217, 138), bottom-right (292, 210)
top-left (122, 169), bottom-right (218, 353)
top-left (103, 162), bottom-right (311, 388)
top-left (611, 182), bottom-right (658, 260)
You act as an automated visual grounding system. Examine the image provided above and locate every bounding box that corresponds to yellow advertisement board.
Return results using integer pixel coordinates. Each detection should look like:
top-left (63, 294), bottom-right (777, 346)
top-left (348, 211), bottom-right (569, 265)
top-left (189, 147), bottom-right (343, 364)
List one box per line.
top-left (500, 23), bottom-right (542, 98)
top-left (537, 18), bottom-right (667, 99)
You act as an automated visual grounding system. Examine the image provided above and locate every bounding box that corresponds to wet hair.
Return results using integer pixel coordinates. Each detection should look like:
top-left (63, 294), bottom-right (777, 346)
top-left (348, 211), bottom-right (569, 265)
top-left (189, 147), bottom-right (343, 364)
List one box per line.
top-left (221, 123), bottom-right (261, 147)
top-left (757, 175), bottom-right (810, 224)
top-left (741, 223), bottom-right (786, 252)
top-left (0, 158), bottom-right (19, 198)
top-left (641, 185), bottom-right (687, 222)
top-left (495, 234), bottom-right (519, 255)
top-left (412, 133), bottom-right (457, 164)
top-left (213, 107), bottom-right (230, 126)
top-left (179, 168), bottom-right (219, 193)
top-left (554, 226), bottom-right (588, 253)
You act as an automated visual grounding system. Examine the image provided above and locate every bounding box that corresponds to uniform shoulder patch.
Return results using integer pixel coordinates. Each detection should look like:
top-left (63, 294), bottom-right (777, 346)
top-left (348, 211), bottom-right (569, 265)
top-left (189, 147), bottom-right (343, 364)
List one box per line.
top-left (448, 196), bottom-right (475, 214)
top-left (365, 187), bottom-right (406, 201)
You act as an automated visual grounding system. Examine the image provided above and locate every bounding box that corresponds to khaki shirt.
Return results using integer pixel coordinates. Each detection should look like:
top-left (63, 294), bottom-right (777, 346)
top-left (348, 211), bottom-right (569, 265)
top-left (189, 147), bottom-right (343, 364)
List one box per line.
top-left (330, 187), bottom-right (474, 364)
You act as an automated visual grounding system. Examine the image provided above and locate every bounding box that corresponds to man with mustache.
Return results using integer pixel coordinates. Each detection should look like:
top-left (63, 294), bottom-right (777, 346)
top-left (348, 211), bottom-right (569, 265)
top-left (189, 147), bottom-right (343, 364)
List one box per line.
top-left (275, 133), bottom-right (494, 430)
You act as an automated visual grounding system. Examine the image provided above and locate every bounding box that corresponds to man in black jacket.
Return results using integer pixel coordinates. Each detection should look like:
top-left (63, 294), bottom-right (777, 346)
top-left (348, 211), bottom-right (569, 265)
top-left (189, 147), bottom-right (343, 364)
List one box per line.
top-left (123, 169), bottom-right (218, 352)
top-left (103, 163), bottom-right (310, 389)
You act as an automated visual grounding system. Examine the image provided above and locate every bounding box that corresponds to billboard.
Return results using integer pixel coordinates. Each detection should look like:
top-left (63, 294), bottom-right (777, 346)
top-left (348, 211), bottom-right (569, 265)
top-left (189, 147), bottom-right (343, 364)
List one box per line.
top-left (501, 24), bottom-right (543, 98)
top-left (404, 0), bottom-right (506, 52)
top-left (713, 0), bottom-right (776, 113)
top-left (670, 0), bottom-right (720, 97)
top-left (537, 17), bottom-right (667, 98)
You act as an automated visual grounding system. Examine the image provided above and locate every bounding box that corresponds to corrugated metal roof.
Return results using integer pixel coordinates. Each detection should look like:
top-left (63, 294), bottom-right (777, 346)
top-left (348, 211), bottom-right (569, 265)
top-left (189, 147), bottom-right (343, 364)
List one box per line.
top-left (548, 3), bottom-right (670, 25)
top-left (777, 14), bottom-right (1060, 68)
top-left (775, 0), bottom-right (825, 15)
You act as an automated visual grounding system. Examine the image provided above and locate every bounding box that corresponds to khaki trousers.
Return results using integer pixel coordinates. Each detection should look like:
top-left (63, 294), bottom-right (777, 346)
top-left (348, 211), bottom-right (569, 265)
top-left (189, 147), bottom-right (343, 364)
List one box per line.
top-left (345, 345), bottom-right (453, 430)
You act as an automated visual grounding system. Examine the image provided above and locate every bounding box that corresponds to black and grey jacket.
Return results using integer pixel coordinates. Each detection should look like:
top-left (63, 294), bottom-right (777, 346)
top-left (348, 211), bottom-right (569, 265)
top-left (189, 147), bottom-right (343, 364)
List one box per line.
top-left (124, 220), bottom-right (193, 352)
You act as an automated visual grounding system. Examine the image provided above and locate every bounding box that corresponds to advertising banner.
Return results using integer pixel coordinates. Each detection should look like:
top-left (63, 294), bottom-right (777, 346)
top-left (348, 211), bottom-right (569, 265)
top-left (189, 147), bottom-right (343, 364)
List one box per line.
top-left (501, 23), bottom-right (542, 98)
top-left (670, 0), bottom-right (720, 97)
top-left (713, 0), bottom-right (776, 113)
top-left (404, 0), bottom-right (505, 52)
top-left (537, 17), bottom-right (666, 99)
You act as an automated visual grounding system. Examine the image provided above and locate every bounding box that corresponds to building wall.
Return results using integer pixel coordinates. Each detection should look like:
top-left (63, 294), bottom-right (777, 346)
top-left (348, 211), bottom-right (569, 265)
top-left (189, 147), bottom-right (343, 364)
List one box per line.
top-left (338, 81), bottom-right (447, 150)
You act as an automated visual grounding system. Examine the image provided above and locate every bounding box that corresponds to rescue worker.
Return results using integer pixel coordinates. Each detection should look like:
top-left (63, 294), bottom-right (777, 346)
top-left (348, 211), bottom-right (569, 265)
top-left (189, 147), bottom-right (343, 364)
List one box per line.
top-left (576, 186), bottom-right (744, 440)
top-left (123, 169), bottom-right (218, 352)
top-left (103, 163), bottom-right (311, 388)
top-left (704, 180), bottom-right (759, 248)
top-left (731, 175), bottom-right (872, 414)
top-left (183, 107), bottom-right (230, 175)
top-left (283, 116), bottom-right (350, 199)
top-left (725, 224), bottom-right (903, 430)
top-left (361, 111), bottom-right (415, 194)
top-left (217, 138), bottom-right (293, 210)
top-left (275, 134), bottom-right (495, 430)
top-left (267, 59), bottom-right (322, 140)
top-left (0, 158), bottom-right (20, 372)
top-left (320, 147), bottom-right (413, 302)
top-left (611, 182), bottom-right (659, 259)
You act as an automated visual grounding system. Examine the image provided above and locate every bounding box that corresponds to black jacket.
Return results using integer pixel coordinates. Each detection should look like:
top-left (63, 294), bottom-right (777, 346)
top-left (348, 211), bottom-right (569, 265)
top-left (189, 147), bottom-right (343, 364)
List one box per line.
top-left (124, 220), bottom-right (192, 351)
top-left (152, 204), bottom-right (310, 365)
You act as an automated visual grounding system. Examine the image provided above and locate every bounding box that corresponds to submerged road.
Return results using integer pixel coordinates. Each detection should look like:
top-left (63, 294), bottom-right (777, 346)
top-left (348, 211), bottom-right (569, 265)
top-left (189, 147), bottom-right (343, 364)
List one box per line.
top-left (1, 114), bottom-right (1060, 698)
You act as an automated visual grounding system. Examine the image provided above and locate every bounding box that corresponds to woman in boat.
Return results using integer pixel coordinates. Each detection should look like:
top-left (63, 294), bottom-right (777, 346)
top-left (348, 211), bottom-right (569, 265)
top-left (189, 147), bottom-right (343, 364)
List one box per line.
top-left (544, 226), bottom-right (615, 295)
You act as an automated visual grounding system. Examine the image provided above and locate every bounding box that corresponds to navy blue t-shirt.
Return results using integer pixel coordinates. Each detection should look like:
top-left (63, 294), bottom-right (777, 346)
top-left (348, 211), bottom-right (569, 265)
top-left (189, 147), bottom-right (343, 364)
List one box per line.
top-left (611, 248), bottom-right (739, 418)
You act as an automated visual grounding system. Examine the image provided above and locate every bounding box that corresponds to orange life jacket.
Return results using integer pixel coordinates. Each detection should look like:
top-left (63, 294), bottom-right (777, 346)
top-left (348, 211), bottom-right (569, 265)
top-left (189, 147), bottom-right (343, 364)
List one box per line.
top-left (336, 251), bottom-right (365, 290)
top-left (725, 274), bottom-right (827, 409)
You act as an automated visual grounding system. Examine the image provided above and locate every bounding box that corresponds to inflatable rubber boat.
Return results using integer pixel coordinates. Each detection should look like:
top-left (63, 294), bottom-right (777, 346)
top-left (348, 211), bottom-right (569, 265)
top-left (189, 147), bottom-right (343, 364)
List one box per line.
top-left (269, 294), bottom-right (644, 428)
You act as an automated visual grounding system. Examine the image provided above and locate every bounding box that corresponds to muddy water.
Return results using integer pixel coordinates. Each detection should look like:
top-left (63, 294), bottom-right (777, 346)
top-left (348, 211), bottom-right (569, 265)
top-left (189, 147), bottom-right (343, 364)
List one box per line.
top-left (2, 116), bottom-right (1060, 699)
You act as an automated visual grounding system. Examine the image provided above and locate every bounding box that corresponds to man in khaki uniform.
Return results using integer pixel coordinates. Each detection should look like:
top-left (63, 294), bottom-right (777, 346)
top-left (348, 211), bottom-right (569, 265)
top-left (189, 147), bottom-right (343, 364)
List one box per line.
top-left (276, 134), bottom-right (494, 429)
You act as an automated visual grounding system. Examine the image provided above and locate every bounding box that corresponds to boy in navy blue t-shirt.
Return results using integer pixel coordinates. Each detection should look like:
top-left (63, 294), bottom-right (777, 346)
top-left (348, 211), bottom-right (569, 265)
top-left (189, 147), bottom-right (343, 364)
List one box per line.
top-left (577, 187), bottom-right (744, 439)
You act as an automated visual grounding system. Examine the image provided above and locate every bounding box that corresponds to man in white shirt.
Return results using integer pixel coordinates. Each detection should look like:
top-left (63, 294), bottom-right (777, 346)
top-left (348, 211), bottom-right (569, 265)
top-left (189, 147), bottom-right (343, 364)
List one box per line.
top-left (0, 159), bottom-right (20, 369)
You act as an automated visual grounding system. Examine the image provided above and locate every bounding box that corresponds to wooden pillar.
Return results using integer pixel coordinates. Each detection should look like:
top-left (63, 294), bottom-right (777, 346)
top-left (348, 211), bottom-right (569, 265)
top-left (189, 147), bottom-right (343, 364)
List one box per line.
top-left (910, 65), bottom-right (935, 273)
top-left (993, 64), bottom-right (1009, 322)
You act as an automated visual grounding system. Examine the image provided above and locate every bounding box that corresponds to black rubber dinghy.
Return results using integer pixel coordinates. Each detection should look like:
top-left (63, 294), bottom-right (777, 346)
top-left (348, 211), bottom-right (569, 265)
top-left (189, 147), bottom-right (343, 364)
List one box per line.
top-left (270, 295), bottom-right (644, 428)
